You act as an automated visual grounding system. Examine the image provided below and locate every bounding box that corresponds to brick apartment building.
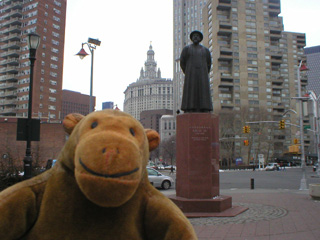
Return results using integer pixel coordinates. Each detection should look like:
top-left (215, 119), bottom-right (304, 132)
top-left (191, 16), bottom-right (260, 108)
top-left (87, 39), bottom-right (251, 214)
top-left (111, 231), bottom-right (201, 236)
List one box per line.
top-left (0, 0), bottom-right (67, 120)
top-left (61, 89), bottom-right (96, 120)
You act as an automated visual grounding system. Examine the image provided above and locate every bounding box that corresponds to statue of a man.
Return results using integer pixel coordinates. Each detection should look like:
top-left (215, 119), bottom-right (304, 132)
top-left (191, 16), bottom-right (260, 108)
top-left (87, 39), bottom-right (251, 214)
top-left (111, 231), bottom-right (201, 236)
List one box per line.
top-left (180, 30), bottom-right (213, 113)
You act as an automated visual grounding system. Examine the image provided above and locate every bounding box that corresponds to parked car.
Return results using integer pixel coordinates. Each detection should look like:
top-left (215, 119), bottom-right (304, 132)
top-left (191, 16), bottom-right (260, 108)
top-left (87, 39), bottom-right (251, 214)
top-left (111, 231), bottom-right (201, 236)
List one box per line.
top-left (157, 164), bottom-right (165, 170)
top-left (265, 163), bottom-right (279, 171)
top-left (164, 165), bottom-right (176, 170)
top-left (313, 163), bottom-right (319, 172)
top-left (147, 167), bottom-right (174, 190)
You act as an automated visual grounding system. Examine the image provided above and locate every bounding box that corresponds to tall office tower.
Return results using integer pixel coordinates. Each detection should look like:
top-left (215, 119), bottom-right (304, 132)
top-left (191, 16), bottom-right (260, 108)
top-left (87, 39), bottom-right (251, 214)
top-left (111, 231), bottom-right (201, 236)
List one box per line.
top-left (102, 101), bottom-right (114, 110)
top-left (305, 46), bottom-right (320, 97)
top-left (173, 0), bottom-right (208, 114)
top-left (199, 0), bottom-right (309, 162)
top-left (0, 0), bottom-right (67, 119)
top-left (123, 45), bottom-right (173, 120)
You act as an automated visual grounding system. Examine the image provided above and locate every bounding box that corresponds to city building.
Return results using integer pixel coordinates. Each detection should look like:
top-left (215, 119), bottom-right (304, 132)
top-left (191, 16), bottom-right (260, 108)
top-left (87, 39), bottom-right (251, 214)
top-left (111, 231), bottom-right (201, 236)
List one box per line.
top-left (102, 101), bottom-right (114, 110)
top-left (305, 45), bottom-right (320, 97)
top-left (61, 90), bottom-right (96, 120)
top-left (140, 109), bottom-right (173, 134)
top-left (123, 44), bottom-right (173, 121)
top-left (160, 114), bottom-right (176, 141)
top-left (174, 0), bottom-right (309, 164)
top-left (0, 0), bottom-right (67, 119)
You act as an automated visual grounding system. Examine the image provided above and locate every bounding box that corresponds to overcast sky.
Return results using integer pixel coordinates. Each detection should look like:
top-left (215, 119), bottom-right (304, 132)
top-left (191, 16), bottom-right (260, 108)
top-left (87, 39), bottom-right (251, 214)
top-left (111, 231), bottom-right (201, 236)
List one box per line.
top-left (62, 0), bottom-right (320, 111)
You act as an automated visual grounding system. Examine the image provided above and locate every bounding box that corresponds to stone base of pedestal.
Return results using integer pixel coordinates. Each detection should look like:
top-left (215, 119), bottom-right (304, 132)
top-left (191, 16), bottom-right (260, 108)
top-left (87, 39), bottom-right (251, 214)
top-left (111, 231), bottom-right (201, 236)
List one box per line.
top-left (309, 184), bottom-right (320, 200)
top-left (169, 195), bottom-right (247, 217)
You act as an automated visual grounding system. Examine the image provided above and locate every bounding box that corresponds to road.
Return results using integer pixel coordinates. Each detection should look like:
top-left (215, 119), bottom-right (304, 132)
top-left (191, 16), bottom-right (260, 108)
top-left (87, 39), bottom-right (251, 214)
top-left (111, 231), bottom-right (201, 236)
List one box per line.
top-left (159, 166), bottom-right (320, 193)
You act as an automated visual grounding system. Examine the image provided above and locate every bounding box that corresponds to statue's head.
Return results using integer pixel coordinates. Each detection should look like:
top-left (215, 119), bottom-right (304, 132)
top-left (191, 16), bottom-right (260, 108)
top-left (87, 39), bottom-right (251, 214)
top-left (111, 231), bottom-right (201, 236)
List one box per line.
top-left (190, 30), bottom-right (203, 44)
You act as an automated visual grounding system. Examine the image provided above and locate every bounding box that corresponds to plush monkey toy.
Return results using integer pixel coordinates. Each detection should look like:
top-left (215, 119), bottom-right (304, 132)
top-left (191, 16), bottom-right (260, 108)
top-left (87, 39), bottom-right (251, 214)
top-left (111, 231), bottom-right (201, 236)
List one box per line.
top-left (0, 110), bottom-right (197, 240)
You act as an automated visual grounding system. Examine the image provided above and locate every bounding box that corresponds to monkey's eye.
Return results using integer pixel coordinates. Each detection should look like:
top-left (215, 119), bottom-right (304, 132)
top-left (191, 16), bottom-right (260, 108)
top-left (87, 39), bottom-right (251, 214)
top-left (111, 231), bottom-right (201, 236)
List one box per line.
top-left (130, 128), bottom-right (135, 136)
top-left (91, 121), bottom-right (98, 129)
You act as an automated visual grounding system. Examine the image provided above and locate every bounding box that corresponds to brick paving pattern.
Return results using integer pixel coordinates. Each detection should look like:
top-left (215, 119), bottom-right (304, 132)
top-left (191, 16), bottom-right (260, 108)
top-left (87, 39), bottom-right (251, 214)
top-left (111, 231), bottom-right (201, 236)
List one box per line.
top-left (190, 203), bottom-right (288, 225)
top-left (189, 190), bottom-right (320, 240)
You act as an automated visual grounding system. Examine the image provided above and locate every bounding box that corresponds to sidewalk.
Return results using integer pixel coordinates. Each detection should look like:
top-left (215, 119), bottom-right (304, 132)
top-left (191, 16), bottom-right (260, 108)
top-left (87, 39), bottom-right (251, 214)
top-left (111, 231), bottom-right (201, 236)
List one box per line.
top-left (164, 189), bottom-right (320, 240)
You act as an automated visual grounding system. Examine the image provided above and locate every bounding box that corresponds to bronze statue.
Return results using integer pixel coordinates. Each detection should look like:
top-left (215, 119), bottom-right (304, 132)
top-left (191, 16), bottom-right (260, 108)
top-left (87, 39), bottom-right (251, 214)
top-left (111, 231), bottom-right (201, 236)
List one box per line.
top-left (180, 30), bottom-right (213, 113)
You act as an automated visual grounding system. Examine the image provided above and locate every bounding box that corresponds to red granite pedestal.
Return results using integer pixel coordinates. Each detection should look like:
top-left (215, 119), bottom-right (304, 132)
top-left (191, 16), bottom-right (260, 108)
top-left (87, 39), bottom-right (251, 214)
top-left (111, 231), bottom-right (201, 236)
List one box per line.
top-left (169, 113), bottom-right (247, 217)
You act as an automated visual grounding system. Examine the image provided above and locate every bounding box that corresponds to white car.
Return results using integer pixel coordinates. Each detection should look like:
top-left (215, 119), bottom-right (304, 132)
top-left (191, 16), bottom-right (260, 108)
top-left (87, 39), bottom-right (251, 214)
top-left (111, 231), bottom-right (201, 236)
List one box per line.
top-left (265, 163), bottom-right (279, 171)
top-left (147, 167), bottom-right (174, 190)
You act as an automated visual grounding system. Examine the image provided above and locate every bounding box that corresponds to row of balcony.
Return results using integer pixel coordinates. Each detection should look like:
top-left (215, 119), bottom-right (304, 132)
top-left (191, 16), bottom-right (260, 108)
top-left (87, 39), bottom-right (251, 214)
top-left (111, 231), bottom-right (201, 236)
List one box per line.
top-left (0, 41), bottom-right (21, 50)
top-left (0, 58), bottom-right (19, 66)
top-left (0, 99), bottom-right (17, 105)
top-left (0, 33), bottom-right (20, 42)
top-left (0, 25), bottom-right (22, 35)
top-left (0, 90), bottom-right (17, 97)
top-left (0, 74), bottom-right (19, 82)
top-left (0, 49), bottom-right (19, 58)
top-left (3, 0), bottom-right (23, 5)
top-left (0, 66), bottom-right (19, 74)
top-left (0, 107), bottom-right (17, 115)
top-left (2, 9), bottom-right (22, 20)
top-left (1, 1), bottom-right (23, 12)
top-left (1, 17), bottom-right (21, 28)
top-left (217, 0), bottom-right (231, 11)
top-left (0, 83), bottom-right (18, 90)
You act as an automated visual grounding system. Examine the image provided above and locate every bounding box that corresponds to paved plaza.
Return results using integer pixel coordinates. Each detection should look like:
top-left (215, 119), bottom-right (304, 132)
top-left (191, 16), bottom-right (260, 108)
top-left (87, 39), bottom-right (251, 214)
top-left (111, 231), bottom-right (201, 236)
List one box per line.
top-left (161, 167), bottom-right (320, 239)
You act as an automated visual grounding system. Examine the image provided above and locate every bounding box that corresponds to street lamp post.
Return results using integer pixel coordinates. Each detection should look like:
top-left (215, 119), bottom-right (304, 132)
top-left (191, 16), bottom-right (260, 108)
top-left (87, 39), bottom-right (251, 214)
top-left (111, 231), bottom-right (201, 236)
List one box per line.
top-left (297, 60), bottom-right (309, 190)
top-left (307, 91), bottom-right (320, 176)
top-left (76, 38), bottom-right (101, 113)
top-left (23, 33), bottom-right (40, 179)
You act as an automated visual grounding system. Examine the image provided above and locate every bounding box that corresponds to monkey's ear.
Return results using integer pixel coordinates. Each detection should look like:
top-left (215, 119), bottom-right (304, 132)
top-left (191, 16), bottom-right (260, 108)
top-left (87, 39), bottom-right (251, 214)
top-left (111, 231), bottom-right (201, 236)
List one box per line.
top-left (145, 129), bottom-right (160, 152)
top-left (62, 113), bottom-right (84, 135)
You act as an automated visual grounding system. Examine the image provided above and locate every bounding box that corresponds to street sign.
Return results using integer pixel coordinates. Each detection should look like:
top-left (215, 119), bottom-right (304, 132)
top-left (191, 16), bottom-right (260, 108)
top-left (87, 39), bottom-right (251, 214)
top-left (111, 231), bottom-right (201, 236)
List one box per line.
top-left (304, 125), bottom-right (311, 130)
top-left (16, 118), bottom-right (40, 141)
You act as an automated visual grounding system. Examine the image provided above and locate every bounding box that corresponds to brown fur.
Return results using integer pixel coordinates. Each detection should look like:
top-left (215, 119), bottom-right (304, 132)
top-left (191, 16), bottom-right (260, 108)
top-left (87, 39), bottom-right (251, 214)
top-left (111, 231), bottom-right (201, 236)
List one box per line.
top-left (0, 110), bottom-right (197, 240)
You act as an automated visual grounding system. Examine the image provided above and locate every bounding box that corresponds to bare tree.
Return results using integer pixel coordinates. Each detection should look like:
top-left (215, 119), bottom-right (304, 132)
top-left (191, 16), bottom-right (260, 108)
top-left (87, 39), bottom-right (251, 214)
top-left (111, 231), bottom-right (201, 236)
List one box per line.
top-left (160, 135), bottom-right (176, 166)
top-left (218, 106), bottom-right (275, 166)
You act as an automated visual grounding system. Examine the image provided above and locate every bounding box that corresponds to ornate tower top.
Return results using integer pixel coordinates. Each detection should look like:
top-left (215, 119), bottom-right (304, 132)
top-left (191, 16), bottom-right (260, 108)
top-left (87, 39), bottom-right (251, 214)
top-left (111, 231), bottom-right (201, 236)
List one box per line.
top-left (139, 44), bottom-right (161, 81)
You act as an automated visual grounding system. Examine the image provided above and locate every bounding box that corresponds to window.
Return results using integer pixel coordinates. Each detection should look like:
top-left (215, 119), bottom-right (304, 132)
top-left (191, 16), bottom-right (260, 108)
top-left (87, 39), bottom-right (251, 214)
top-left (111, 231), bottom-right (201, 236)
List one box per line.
top-left (53, 16), bottom-right (60, 22)
top-left (48, 105), bottom-right (56, 110)
top-left (49, 88), bottom-right (57, 94)
top-left (49, 97), bottom-right (56, 102)
top-left (51, 56), bottom-right (58, 61)
top-left (50, 72), bottom-right (57, 78)
top-left (53, 24), bottom-right (60, 30)
top-left (51, 48), bottom-right (59, 53)
top-left (50, 64), bottom-right (58, 69)
top-left (52, 32), bottom-right (60, 38)
top-left (52, 39), bottom-right (59, 45)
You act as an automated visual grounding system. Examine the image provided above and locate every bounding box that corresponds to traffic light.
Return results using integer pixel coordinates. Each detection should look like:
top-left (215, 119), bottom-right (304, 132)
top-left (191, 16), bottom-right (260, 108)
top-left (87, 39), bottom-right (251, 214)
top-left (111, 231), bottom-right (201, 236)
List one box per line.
top-left (279, 120), bottom-right (285, 129)
top-left (244, 140), bottom-right (249, 146)
top-left (243, 125), bottom-right (250, 133)
top-left (294, 138), bottom-right (299, 144)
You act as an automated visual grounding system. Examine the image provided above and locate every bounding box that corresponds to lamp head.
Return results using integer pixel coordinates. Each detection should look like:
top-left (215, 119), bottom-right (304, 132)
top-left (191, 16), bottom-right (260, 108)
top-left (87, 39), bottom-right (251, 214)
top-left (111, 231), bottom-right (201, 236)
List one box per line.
top-left (76, 48), bottom-right (89, 59)
top-left (27, 32), bottom-right (41, 50)
top-left (299, 64), bottom-right (309, 72)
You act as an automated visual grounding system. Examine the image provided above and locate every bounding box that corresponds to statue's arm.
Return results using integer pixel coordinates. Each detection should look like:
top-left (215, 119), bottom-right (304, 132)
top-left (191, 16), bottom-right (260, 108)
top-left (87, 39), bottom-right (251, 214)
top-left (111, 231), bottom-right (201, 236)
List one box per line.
top-left (180, 47), bottom-right (188, 74)
top-left (0, 187), bottom-right (38, 239)
top-left (206, 48), bottom-right (212, 72)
